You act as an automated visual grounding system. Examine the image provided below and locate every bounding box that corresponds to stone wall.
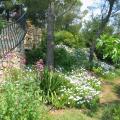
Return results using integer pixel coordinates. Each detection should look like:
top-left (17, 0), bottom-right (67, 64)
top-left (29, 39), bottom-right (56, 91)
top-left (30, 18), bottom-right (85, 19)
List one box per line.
top-left (24, 21), bottom-right (42, 49)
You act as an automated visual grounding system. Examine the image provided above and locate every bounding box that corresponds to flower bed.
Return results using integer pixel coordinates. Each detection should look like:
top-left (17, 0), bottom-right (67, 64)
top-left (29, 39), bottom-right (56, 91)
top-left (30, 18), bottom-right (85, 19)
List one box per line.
top-left (58, 68), bottom-right (101, 108)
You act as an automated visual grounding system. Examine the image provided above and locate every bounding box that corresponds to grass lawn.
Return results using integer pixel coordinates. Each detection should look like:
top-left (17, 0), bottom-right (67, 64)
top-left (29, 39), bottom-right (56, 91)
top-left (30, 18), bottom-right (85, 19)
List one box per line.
top-left (49, 109), bottom-right (99, 120)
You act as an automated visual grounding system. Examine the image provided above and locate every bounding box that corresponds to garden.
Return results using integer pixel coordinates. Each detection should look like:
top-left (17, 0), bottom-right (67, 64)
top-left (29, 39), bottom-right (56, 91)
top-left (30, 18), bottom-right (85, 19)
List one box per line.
top-left (0, 0), bottom-right (120, 120)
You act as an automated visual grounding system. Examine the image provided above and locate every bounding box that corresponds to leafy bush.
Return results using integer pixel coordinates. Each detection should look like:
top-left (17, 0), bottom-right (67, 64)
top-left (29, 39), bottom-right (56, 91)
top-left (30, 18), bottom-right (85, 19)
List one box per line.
top-left (25, 48), bottom-right (46, 65)
top-left (55, 46), bottom-right (90, 71)
top-left (38, 69), bottom-right (70, 108)
top-left (55, 31), bottom-right (77, 47)
top-left (54, 47), bottom-right (76, 72)
top-left (102, 104), bottom-right (120, 120)
top-left (25, 38), bottom-right (46, 65)
top-left (0, 75), bottom-right (48, 120)
top-left (73, 48), bottom-right (89, 69)
top-left (92, 66), bottom-right (104, 76)
top-left (96, 34), bottom-right (120, 67)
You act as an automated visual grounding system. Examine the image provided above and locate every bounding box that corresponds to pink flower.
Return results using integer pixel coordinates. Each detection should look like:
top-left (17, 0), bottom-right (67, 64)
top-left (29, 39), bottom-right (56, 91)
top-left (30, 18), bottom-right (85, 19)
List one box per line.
top-left (35, 59), bottom-right (44, 71)
top-left (4, 52), bottom-right (13, 59)
top-left (20, 57), bottom-right (26, 64)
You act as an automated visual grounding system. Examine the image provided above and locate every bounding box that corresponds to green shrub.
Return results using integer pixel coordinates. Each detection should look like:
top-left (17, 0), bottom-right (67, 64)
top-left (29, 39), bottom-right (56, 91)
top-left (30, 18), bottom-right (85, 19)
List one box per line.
top-left (92, 66), bottom-right (103, 76)
top-left (54, 47), bottom-right (76, 72)
top-left (38, 69), bottom-right (69, 108)
top-left (96, 34), bottom-right (120, 66)
top-left (55, 47), bottom-right (90, 71)
top-left (73, 49), bottom-right (89, 69)
top-left (25, 39), bottom-right (46, 65)
top-left (102, 104), bottom-right (120, 120)
top-left (25, 48), bottom-right (46, 65)
top-left (0, 79), bottom-right (48, 120)
top-left (55, 31), bottom-right (77, 47)
top-left (55, 31), bottom-right (86, 48)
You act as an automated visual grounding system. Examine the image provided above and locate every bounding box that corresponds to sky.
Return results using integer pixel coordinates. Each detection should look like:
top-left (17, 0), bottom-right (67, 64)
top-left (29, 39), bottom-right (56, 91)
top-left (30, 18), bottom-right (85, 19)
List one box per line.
top-left (81, 0), bottom-right (94, 10)
top-left (81, 0), bottom-right (101, 20)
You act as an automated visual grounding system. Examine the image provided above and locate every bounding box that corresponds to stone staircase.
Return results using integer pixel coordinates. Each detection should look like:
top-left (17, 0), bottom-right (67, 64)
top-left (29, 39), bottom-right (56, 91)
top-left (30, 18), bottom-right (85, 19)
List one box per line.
top-left (24, 21), bottom-right (42, 49)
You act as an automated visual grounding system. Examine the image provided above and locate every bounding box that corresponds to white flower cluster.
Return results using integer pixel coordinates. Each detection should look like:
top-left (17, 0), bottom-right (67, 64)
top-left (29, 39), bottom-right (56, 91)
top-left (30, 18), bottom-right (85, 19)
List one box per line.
top-left (55, 44), bottom-right (74, 54)
top-left (97, 61), bottom-right (115, 71)
top-left (59, 68), bottom-right (101, 107)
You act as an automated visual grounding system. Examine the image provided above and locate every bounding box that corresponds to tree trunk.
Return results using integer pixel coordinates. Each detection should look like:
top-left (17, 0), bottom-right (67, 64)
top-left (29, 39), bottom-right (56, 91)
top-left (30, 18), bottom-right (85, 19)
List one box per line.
top-left (46, 2), bottom-right (54, 70)
top-left (89, 41), bottom-right (96, 70)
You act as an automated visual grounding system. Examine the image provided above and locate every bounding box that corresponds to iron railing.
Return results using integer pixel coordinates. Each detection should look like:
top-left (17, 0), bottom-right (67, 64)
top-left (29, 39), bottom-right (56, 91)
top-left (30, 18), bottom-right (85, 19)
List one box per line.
top-left (0, 12), bottom-right (27, 58)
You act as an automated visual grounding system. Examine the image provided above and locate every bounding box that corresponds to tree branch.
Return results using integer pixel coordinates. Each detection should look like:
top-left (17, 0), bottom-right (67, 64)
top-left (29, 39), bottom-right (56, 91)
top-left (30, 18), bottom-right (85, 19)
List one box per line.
top-left (56, 1), bottom-right (77, 18)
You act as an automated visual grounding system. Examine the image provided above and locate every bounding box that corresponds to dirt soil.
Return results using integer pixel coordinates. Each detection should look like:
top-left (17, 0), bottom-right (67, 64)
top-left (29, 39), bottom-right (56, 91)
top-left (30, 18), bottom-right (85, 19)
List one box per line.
top-left (100, 79), bottom-right (120, 104)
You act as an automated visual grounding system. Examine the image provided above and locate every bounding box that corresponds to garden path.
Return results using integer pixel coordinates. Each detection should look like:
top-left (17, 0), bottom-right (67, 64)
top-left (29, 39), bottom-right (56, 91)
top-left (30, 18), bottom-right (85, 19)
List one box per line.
top-left (100, 79), bottom-right (120, 104)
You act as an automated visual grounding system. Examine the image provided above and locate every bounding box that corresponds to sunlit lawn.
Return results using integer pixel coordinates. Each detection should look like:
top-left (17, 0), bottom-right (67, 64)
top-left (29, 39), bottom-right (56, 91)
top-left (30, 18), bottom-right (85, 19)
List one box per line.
top-left (49, 109), bottom-right (99, 120)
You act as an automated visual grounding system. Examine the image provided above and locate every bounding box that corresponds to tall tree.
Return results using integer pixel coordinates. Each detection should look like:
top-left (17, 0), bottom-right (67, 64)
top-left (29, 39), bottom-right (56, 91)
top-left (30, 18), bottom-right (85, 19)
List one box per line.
top-left (88, 0), bottom-right (117, 69)
top-left (46, 2), bottom-right (55, 70)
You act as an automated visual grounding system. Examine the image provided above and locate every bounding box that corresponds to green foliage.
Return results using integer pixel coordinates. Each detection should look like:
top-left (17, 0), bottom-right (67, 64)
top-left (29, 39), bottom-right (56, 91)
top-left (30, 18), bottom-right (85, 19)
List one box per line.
top-left (21, 0), bottom-right (81, 27)
top-left (3, 1), bottom-right (14, 10)
top-left (54, 47), bottom-right (90, 72)
top-left (97, 34), bottom-right (120, 66)
top-left (113, 84), bottom-right (120, 97)
top-left (92, 66), bottom-right (103, 76)
top-left (82, 17), bottom-right (113, 47)
top-left (3, 67), bottom-right (101, 110)
top-left (55, 31), bottom-right (85, 48)
top-left (0, 71), bottom-right (48, 120)
top-left (102, 104), bottom-right (120, 120)
top-left (38, 68), bottom-right (100, 109)
top-left (55, 31), bottom-right (76, 47)
top-left (0, 20), bottom-right (6, 33)
top-left (25, 38), bottom-right (46, 65)
top-left (20, 0), bottom-right (49, 26)
top-left (5, 68), bottom-right (37, 82)
top-left (82, 17), bottom-right (100, 46)
top-left (85, 96), bottom-right (100, 112)
top-left (54, 47), bottom-right (76, 72)
top-left (25, 48), bottom-right (46, 65)
top-left (39, 69), bottom-right (66, 95)
top-left (73, 49), bottom-right (89, 69)
top-left (101, 70), bottom-right (120, 81)
top-left (38, 69), bottom-right (69, 108)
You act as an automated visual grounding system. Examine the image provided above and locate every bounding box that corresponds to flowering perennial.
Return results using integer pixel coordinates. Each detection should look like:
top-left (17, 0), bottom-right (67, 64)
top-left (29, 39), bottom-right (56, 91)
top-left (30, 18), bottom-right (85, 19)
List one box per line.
top-left (59, 68), bottom-right (101, 107)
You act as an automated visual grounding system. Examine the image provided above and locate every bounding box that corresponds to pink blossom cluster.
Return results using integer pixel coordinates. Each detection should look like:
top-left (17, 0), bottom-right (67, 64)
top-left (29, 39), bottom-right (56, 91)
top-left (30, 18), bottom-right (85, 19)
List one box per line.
top-left (35, 59), bottom-right (44, 71)
top-left (20, 57), bottom-right (26, 65)
top-left (4, 52), bottom-right (13, 59)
